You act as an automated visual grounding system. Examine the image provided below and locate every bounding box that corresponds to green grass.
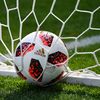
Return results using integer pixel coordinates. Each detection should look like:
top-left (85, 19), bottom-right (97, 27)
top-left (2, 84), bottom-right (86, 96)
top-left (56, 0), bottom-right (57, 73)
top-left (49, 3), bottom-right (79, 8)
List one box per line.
top-left (0, 76), bottom-right (100, 100)
top-left (0, 0), bottom-right (100, 100)
top-left (0, 0), bottom-right (100, 54)
top-left (68, 43), bottom-right (100, 72)
top-left (0, 43), bottom-right (100, 100)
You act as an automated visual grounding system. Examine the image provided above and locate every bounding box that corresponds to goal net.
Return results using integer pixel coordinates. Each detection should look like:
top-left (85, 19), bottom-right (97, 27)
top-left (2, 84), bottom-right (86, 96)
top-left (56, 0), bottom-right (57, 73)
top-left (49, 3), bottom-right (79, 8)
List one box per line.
top-left (0, 0), bottom-right (100, 86)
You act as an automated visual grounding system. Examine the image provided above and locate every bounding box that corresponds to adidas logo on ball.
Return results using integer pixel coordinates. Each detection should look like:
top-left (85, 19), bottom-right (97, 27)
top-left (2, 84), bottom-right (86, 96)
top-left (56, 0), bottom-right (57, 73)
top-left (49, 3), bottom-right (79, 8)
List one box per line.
top-left (34, 48), bottom-right (46, 57)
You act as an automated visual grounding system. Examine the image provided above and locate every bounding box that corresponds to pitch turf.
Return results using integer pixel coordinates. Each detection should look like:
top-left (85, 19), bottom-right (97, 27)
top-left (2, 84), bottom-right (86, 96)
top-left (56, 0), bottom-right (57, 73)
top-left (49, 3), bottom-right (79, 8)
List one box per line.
top-left (0, 0), bottom-right (100, 100)
top-left (0, 76), bottom-right (100, 100)
top-left (0, 43), bottom-right (100, 100)
top-left (0, 0), bottom-right (100, 54)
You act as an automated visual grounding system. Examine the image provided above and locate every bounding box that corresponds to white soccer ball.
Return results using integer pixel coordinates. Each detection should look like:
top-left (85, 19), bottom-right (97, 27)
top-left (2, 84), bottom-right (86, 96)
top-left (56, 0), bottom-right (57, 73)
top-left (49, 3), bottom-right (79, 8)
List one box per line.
top-left (14, 31), bottom-right (68, 86)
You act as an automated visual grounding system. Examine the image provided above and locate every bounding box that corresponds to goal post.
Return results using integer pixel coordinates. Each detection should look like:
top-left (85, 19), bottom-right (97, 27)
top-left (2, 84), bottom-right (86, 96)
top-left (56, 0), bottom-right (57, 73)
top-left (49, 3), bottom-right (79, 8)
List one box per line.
top-left (0, 0), bottom-right (100, 86)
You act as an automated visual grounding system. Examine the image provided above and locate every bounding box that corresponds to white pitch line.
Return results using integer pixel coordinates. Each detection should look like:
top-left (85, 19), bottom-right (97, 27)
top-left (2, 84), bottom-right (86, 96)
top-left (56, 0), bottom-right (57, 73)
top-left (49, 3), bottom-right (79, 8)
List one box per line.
top-left (0, 63), bottom-right (17, 77)
top-left (66, 35), bottom-right (100, 49)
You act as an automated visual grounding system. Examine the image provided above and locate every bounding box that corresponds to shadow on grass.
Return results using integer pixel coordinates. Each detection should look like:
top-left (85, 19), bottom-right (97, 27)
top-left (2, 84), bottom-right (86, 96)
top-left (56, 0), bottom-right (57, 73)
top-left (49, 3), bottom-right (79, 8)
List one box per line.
top-left (3, 80), bottom-right (100, 100)
top-left (3, 82), bottom-right (64, 100)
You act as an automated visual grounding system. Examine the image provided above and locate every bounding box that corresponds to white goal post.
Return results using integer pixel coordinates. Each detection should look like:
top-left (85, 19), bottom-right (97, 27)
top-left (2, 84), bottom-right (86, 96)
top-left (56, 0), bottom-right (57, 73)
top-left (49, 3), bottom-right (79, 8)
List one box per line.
top-left (0, 0), bottom-right (100, 87)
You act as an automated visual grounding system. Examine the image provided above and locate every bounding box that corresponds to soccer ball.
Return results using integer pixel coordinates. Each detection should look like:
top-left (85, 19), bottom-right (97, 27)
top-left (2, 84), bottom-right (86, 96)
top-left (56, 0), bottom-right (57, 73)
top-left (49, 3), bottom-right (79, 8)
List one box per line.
top-left (14, 31), bottom-right (68, 86)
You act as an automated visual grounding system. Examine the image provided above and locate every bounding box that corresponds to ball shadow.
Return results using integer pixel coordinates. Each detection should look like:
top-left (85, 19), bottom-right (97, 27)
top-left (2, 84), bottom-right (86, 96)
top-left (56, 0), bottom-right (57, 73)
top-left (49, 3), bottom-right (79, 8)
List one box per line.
top-left (4, 82), bottom-right (64, 100)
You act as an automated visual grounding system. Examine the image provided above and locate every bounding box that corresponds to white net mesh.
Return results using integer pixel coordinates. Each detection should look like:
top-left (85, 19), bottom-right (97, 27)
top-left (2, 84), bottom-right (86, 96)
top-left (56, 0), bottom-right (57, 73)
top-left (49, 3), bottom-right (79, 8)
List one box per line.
top-left (0, 0), bottom-right (100, 75)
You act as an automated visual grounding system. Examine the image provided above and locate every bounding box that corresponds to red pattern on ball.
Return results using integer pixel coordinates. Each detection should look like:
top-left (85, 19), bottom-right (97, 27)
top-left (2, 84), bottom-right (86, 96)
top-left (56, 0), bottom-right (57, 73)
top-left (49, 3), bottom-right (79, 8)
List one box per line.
top-left (16, 43), bottom-right (35, 56)
top-left (29, 59), bottom-right (43, 80)
top-left (48, 51), bottom-right (67, 66)
top-left (39, 32), bottom-right (54, 47)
